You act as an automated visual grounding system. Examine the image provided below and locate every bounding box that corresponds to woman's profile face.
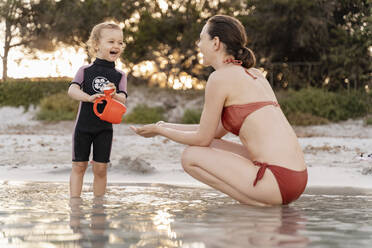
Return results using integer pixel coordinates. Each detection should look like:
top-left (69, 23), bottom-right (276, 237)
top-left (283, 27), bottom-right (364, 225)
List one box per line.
top-left (197, 24), bottom-right (214, 66)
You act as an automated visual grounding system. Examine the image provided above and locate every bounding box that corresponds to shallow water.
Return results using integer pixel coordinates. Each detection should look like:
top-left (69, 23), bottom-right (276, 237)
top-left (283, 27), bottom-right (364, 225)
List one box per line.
top-left (0, 182), bottom-right (371, 248)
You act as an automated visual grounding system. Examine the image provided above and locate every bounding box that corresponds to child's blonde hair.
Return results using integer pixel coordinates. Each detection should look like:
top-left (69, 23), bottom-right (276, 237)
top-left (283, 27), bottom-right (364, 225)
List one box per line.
top-left (87, 22), bottom-right (122, 57)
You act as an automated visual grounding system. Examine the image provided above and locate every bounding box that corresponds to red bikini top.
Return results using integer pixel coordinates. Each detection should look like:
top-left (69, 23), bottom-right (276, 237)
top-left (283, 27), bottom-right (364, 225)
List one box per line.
top-left (220, 59), bottom-right (279, 136)
top-left (221, 101), bottom-right (279, 135)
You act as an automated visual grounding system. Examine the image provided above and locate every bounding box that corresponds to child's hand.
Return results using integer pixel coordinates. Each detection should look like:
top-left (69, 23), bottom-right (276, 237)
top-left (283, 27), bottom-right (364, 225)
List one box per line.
top-left (88, 93), bottom-right (104, 103)
top-left (106, 83), bottom-right (117, 96)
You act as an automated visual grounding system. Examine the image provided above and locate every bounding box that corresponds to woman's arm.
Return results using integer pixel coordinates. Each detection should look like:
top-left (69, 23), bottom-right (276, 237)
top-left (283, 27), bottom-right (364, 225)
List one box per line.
top-left (131, 72), bottom-right (227, 146)
top-left (157, 121), bottom-right (227, 138)
top-left (214, 120), bottom-right (228, 138)
top-left (156, 121), bottom-right (199, 131)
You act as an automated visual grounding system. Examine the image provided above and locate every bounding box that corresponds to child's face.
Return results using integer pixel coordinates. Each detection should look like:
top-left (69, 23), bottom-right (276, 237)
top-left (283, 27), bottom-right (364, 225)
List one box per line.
top-left (96, 28), bottom-right (124, 62)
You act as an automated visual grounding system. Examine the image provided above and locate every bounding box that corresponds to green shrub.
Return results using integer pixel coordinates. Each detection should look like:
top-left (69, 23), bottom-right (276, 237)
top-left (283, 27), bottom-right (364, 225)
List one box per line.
top-left (0, 79), bottom-right (69, 109)
top-left (182, 108), bottom-right (202, 124)
top-left (365, 116), bottom-right (372, 125)
top-left (279, 88), bottom-right (369, 125)
top-left (367, 92), bottom-right (372, 115)
top-left (124, 104), bottom-right (166, 124)
top-left (36, 92), bottom-right (79, 121)
top-left (286, 112), bottom-right (329, 126)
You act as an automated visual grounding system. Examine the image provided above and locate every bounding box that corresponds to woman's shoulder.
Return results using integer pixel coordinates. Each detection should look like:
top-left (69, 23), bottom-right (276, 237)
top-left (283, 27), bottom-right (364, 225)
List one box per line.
top-left (208, 66), bottom-right (238, 80)
top-left (248, 67), bottom-right (266, 78)
top-left (207, 70), bottom-right (224, 83)
top-left (205, 71), bottom-right (231, 94)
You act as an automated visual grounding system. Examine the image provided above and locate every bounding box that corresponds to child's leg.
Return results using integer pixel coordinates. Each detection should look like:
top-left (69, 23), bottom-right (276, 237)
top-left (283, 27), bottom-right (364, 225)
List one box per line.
top-left (70, 162), bottom-right (88, 197)
top-left (92, 162), bottom-right (107, 197)
top-left (92, 129), bottom-right (113, 197)
top-left (71, 128), bottom-right (94, 197)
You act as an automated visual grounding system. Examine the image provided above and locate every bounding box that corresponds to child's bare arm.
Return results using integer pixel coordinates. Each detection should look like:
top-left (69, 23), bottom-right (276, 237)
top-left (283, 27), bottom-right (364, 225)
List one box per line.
top-left (106, 82), bottom-right (126, 104)
top-left (113, 93), bottom-right (126, 104)
top-left (68, 84), bottom-right (103, 102)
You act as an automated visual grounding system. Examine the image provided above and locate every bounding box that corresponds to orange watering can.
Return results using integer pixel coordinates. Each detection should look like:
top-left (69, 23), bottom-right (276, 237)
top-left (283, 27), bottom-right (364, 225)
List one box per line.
top-left (93, 87), bottom-right (126, 124)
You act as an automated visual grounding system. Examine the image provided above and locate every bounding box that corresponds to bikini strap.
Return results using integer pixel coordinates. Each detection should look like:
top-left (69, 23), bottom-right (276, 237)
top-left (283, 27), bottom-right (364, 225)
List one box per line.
top-left (273, 102), bottom-right (280, 107)
top-left (223, 58), bottom-right (257, 79)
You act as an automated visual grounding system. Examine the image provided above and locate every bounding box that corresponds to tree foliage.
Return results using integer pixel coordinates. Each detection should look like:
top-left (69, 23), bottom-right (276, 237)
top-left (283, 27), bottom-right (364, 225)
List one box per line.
top-left (1, 0), bottom-right (370, 90)
top-left (0, 0), bottom-right (55, 80)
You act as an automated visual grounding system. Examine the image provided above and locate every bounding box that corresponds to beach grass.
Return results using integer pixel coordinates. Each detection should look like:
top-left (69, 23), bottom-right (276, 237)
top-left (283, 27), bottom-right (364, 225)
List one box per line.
top-left (36, 92), bottom-right (78, 121)
top-left (123, 104), bottom-right (166, 124)
top-left (365, 116), bottom-right (372, 125)
top-left (181, 108), bottom-right (202, 124)
top-left (1, 80), bottom-right (371, 125)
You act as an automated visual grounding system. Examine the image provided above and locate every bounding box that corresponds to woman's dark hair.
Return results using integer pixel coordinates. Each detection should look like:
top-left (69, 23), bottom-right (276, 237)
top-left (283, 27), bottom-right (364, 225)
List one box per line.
top-left (207, 15), bottom-right (256, 69)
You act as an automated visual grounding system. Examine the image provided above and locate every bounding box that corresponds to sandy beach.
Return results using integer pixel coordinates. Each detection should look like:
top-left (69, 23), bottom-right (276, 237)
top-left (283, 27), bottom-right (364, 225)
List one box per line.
top-left (1, 106), bottom-right (372, 248)
top-left (0, 106), bottom-right (371, 190)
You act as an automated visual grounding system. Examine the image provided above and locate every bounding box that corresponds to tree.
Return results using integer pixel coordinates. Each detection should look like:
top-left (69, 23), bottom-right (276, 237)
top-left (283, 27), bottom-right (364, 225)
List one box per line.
top-left (51, 0), bottom-right (141, 62)
top-left (325, 0), bottom-right (371, 90)
top-left (0, 0), bottom-right (55, 81)
top-left (122, 0), bottom-right (245, 88)
top-left (237, 0), bottom-right (370, 90)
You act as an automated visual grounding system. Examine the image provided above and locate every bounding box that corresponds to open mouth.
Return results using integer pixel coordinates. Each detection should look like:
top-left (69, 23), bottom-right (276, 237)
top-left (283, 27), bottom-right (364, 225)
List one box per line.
top-left (110, 51), bottom-right (119, 55)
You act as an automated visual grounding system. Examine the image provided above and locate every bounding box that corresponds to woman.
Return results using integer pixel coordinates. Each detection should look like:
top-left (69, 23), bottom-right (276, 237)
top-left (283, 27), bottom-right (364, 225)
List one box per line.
top-left (131, 15), bottom-right (307, 206)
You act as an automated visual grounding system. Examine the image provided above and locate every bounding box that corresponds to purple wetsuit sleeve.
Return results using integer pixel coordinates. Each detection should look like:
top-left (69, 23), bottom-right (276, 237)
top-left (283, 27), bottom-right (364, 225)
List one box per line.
top-left (117, 69), bottom-right (128, 97)
top-left (70, 65), bottom-right (88, 87)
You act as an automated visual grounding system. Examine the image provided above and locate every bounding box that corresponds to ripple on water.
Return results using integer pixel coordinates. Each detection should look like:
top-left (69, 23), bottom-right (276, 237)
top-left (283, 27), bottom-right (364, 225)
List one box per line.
top-left (0, 182), bottom-right (371, 248)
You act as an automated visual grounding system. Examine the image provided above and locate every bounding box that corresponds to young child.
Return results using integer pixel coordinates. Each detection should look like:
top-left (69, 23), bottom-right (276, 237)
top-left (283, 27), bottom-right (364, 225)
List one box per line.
top-left (68, 22), bottom-right (127, 197)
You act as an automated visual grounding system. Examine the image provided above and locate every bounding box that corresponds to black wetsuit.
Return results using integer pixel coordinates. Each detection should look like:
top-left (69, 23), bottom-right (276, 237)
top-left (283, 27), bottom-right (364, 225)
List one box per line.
top-left (70, 58), bottom-right (127, 163)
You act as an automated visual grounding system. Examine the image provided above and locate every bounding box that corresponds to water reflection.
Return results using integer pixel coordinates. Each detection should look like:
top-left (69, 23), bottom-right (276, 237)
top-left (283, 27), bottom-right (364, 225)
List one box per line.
top-left (171, 204), bottom-right (309, 248)
top-left (69, 197), bottom-right (109, 248)
top-left (0, 182), bottom-right (371, 247)
top-left (66, 185), bottom-right (309, 248)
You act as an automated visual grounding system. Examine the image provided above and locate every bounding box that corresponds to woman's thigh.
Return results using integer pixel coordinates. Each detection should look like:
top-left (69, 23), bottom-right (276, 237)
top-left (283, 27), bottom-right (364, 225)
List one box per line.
top-left (182, 142), bottom-right (282, 204)
top-left (209, 138), bottom-right (250, 159)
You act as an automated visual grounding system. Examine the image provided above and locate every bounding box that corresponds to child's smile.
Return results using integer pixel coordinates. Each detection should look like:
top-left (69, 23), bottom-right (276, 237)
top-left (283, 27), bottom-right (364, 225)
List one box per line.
top-left (96, 28), bottom-right (124, 62)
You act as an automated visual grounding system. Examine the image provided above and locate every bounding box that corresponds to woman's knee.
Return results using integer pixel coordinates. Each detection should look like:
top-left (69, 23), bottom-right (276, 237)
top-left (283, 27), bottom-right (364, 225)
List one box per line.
top-left (181, 146), bottom-right (200, 171)
top-left (92, 163), bottom-right (107, 178)
top-left (181, 146), bottom-right (194, 171)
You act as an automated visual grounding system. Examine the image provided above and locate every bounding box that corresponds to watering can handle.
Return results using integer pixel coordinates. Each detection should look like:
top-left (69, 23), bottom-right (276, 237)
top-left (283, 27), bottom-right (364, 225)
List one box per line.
top-left (93, 96), bottom-right (106, 118)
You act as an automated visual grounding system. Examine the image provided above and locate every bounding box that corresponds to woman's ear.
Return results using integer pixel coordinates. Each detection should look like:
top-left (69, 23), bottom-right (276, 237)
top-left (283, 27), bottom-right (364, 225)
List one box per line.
top-left (213, 36), bottom-right (221, 51)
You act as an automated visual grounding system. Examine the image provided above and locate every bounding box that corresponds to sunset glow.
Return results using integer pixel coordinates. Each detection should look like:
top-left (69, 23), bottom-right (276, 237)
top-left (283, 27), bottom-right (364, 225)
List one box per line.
top-left (1, 43), bottom-right (204, 89)
top-left (1, 44), bottom-right (131, 79)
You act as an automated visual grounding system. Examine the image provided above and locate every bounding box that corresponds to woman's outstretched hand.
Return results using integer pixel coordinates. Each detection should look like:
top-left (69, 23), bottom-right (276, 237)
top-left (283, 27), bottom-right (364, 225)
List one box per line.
top-left (130, 124), bottom-right (159, 138)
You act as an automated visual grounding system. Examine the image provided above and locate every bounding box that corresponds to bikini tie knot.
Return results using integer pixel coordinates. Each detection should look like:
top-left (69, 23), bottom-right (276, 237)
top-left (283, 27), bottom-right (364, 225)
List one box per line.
top-left (223, 58), bottom-right (243, 65)
top-left (253, 161), bottom-right (268, 186)
top-left (223, 58), bottom-right (257, 79)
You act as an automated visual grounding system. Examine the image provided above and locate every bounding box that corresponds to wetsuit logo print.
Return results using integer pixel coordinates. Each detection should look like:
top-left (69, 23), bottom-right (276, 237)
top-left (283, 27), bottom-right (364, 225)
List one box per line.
top-left (92, 76), bottom-right (109, 93)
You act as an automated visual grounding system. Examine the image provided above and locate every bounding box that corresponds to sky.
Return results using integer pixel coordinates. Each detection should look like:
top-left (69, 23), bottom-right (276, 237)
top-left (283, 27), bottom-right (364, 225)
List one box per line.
top-left (0, 19), bottom-right (132, 79)
top-left (0, 0), bottom-right (171, 80)
top-left (0, 41), bottom-right (201, 89)
top-left (1, 45), bottom-right (89, 79)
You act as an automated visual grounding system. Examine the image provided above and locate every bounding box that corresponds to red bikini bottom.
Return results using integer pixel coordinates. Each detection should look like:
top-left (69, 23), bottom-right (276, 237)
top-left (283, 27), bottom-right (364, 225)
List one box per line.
top-left (253, 161), bottom-right (308, 205)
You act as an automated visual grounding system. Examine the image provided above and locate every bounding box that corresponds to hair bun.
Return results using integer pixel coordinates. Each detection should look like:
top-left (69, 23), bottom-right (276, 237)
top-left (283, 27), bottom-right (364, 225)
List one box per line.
top-left (237, 47), bottom-right (256, 69)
